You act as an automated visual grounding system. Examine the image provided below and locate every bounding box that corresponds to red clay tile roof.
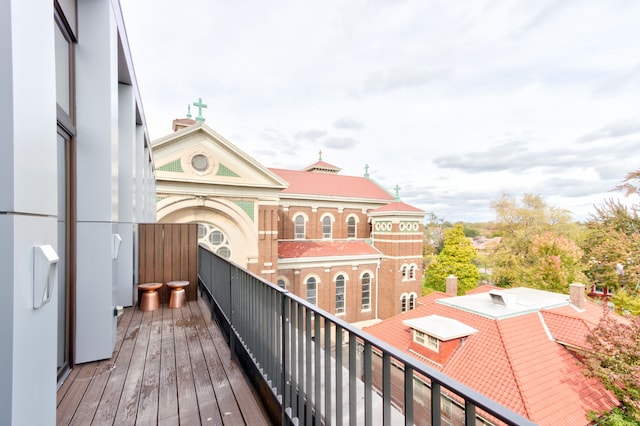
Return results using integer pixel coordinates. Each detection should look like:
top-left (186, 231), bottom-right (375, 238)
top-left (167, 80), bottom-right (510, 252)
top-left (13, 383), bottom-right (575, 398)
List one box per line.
top-left (364, 289), bottom-right (619, 425)
top-left (269, 167), bottom-right (395, 200)
top-left (302, 160), bottom-right (341, 172)
top-left (370, 201), bottom-right (424, 214)
top-left (278, 240), bottom-right (381, 259)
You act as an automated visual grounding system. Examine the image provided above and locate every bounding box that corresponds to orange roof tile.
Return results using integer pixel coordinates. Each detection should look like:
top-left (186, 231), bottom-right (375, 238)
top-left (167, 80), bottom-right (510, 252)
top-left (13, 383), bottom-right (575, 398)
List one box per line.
top-left (370, 201), bottom-right (425, 214)
top-left (278, 240), bottom-right (381, 259)
top-left (364, 289), bottom-right (619, 425)
top-left (269, 167), bottom-right (394, 200)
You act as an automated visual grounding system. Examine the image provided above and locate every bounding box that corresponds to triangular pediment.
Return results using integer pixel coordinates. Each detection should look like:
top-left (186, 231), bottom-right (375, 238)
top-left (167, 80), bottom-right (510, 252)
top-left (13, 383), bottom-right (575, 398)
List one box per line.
top-left (152, 122), bottom-right (288, 191)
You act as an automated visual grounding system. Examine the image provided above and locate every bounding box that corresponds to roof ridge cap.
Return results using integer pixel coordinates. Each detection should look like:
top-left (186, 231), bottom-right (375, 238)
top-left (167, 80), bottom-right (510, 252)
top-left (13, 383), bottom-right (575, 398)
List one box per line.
top-left (495, 320), bottom-right (532, 419)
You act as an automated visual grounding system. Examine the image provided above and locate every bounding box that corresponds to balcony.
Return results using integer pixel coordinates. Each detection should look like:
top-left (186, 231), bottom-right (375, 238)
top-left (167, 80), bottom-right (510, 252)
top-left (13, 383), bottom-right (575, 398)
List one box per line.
top-left (57, 244), bottom-right (534, 425)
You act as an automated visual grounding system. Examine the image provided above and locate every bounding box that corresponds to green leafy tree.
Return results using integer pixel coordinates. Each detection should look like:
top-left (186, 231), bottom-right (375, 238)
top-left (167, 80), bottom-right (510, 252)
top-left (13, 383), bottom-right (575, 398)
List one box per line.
top-left (424, 224), bottom-right (479, 295)
top-left (583, 310), bottom-right (640, 423)
top-left (489, 193), bottom-right (584, 290)
top-left (529, 231), bottom-right (586, 293)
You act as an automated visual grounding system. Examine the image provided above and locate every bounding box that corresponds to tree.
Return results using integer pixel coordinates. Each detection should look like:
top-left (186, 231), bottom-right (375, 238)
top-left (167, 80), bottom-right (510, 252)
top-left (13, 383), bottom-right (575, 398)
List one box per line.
top-left (582, 200), bottom-right (640, 308)
top-left (424, 224), bottom-right (479, 295)
top-left (489, 193), bottom-right (584, 290)
top-left (529, 231), bottom-right (586, 293)
top-left (583, 310), bottom-right (640, 422)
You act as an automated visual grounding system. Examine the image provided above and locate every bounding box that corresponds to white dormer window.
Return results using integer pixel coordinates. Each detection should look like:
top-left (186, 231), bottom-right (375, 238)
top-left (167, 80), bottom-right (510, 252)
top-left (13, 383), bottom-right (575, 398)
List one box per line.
top-left (413, 330), bottom-right (439, 351)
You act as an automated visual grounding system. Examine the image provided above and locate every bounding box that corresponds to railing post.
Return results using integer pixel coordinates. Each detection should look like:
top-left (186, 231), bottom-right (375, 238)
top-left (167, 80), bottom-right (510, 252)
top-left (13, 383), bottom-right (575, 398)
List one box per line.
top-left (431, 381), bottom-right (441, 426)
top-left (281, 291), bottom-right (287, 426)
top-left (229, 262), bottom-right (236, 361)
top-left (404, 366), bottom-right (414, 426)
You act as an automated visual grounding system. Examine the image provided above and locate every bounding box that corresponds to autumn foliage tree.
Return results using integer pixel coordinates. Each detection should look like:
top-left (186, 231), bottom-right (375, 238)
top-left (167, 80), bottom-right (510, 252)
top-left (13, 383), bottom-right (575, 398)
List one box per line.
top-left (490, 193), bottom-right (585, 291)
top-left (582, 168), bottom-right (640, 313)
top-left (423, 224), bottom-right (479, 295)
top-left (583, 310), bottom-right (640, 423)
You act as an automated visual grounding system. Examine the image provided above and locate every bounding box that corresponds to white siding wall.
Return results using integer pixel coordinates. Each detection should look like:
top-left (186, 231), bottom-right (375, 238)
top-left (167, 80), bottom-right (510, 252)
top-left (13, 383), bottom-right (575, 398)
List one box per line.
top-left (0, 1), bottom-right (58, 425)
top-left (0, 0), bottom-right (155, 423)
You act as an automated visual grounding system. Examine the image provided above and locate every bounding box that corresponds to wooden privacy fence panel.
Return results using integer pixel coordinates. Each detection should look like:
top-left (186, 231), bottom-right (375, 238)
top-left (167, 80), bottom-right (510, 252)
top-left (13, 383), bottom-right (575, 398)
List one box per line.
top-left (138, 223), bottom-right (198, 304)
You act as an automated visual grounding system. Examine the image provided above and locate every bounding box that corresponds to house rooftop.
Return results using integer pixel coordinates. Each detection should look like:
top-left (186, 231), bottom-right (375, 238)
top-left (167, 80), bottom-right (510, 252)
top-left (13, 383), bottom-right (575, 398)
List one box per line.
top-left (437, 287), bottom-right (571, 320)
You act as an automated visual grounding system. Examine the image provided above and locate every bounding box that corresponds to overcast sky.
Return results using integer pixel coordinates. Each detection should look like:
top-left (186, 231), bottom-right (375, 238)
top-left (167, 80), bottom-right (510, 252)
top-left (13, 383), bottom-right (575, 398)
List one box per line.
top-left (121, 0), bottom-right (640, 223)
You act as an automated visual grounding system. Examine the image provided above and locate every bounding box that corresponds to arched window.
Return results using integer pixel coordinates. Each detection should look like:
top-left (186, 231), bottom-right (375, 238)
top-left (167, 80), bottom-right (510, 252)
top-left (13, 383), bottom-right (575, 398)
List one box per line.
top-left (197, 223), bottom-right (232, 259)
top-left (295, 215), bottom-right (305, 239)
top-left (347, 216), bottom-right (356, 238)
top-left (306, 277), bottom-right (317, 305)
top-left (401, 265), bottom-right (408, 280)
top-left (401, 294), bottom-right (408, 312)
top-left (361, 273), bottom-right (371, 310)
top-left (322, 216), bottom-right (332, 239)
top-left (409, 293), bottom-right (416, 310)
top-left (409, 264), bottom-right (416, 280)
top-left (277, 279), bottom-right (286, 289)
top-left (335, 274), bottom-right (345, 314)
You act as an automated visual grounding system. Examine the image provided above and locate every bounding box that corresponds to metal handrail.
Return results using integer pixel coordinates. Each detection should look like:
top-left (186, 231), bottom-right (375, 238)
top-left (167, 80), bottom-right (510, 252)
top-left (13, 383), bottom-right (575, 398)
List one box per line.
top-left (198, 245), bottom-right (535, 426)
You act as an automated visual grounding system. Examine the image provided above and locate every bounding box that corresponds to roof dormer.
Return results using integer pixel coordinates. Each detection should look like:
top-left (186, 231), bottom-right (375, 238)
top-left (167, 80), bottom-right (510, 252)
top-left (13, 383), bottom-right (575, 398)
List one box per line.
top-left (403, 315), bottom-right (477, 365)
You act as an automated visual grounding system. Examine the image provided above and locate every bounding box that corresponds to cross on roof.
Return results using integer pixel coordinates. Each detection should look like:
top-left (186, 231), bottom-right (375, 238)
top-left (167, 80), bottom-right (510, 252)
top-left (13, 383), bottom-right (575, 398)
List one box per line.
top-left (394, 184), bottom-right (401, 200)
top-left (318, 149), bottom-right (323, 161)
top-left (364, 164), bottom-right (370, 179)
top-left (193, 97), bottom-right (207, 122)
top-left (186, 104), bottom-right (192, 119)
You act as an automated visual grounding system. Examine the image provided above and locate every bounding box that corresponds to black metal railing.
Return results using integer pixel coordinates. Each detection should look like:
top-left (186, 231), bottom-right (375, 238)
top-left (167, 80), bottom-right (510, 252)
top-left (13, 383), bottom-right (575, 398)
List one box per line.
top-left (198, 245), bottom-right (535, 426)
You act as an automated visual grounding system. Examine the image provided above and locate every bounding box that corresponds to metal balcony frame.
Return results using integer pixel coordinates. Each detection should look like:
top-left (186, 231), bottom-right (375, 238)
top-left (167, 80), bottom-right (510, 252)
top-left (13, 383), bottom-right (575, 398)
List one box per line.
top-left (198, 245), bottom-right (535, 426)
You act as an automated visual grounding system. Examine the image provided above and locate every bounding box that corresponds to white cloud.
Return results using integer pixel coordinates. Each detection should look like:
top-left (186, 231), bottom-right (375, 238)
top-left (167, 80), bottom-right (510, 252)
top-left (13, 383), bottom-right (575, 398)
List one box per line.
top-left (121, 0), bottom-right (640, 223)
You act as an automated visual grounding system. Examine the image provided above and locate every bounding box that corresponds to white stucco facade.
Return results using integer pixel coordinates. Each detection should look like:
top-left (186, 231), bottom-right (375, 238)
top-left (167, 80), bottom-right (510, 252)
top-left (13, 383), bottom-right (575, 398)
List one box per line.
top-left (0, 1), bottom-right (155, 424)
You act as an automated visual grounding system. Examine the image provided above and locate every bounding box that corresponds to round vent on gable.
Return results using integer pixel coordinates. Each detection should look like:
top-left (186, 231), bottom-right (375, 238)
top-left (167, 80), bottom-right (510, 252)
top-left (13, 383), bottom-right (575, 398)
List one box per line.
top-left (191, 154), bottom-right (209, 172)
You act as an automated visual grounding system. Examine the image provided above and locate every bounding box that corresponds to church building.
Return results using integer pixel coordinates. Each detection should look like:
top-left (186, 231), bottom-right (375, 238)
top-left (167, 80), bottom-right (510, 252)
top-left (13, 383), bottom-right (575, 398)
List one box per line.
top-left (153, 116), bottom-right (425, 322)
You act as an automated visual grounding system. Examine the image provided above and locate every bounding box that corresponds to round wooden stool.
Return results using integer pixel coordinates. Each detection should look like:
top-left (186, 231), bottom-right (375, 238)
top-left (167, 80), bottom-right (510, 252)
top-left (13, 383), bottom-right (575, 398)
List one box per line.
top-left (138, 283), bottom-right (163, 311)
top-left (167, 281), bottom-right (189, 308)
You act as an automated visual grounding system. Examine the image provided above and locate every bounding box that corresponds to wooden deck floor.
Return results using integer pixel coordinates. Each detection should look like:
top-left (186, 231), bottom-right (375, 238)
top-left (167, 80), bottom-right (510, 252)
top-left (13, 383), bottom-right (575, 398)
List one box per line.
top-left (56, 298), bottom-right (271, 425)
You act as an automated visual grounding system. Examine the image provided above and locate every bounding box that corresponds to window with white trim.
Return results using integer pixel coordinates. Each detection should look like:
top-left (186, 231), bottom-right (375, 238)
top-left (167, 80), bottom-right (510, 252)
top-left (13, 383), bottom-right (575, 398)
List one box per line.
top-left (413, 330), bottom-right (440, 352)
top-left (401, 294), bottom-right (408, 312)
top-left (295, 215), bottom-right (305, 239)
top-left (335, 274), bottom-right (345, 314)
top-left (347, 216), bottom-right (356, 238)
top-left (401, 265), bottom-right (408, 280)
top-left (306, 277), bottom-right (317, 305)
top-left (409, 264), bottom-right (416, 280)
top-left (409, 293), bottom-right (416, 310)
top-left (322, 215), bottom-right (332, 239)
top-left (361, 273), bottom-right (371, 310)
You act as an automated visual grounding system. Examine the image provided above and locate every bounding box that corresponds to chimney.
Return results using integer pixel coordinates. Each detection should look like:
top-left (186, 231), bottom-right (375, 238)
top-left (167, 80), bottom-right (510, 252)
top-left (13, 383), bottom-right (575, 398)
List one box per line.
top-left (569, 282), bottom-right (586, 310)
top-left (446, 275), bottom-right (458, 296)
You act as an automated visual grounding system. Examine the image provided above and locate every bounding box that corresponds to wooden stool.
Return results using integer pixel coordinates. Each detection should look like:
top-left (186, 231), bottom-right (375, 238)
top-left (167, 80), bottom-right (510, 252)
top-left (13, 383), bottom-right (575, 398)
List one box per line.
top-left (138, 283), bottom-right (162, 311)
top-left (167, 280), bottom-right (189, 308)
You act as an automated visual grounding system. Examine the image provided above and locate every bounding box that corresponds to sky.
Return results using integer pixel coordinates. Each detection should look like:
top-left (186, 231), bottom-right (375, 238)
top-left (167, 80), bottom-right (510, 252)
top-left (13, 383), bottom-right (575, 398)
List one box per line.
top-left (120, 0), bottom-right (640, 223)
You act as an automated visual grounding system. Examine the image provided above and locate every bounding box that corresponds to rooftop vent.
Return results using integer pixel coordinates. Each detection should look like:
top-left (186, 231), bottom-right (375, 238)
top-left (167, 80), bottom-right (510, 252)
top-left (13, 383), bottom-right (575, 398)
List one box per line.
top-left (489, 290), bottom-right (517, 308)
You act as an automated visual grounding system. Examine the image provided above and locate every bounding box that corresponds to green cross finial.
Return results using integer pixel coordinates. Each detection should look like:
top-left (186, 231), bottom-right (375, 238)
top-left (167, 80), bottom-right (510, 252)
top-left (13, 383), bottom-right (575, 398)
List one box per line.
top-left (364, 164), bottom-right (370, 178)
top-left (193, 97), bottom-right (207, 122)
top-left (318, 149), bottom-right (322, 161)
top-left (394, 184), bottom-right (401, 200)
top-left (186, 104), bottom-right (192, 119)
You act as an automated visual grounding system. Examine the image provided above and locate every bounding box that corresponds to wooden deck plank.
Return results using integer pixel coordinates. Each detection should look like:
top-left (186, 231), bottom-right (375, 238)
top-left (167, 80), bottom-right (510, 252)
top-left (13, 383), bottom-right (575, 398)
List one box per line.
top-left (62, 307), bottom-right (136, 425)
top-left (135, 308), bottom-right (163, 425)
top-left (195, 298), bottom-right (270, 425)
top-left (157, 305), bottom-right (178, 423)
top-left (57, 365), bottom-right (80, 406)
top-left (182, 300), bottom-right (223, 425)
top-left (113, 309), bottom-right (154, 425)
top-left (91, 308), bottom-right (144, 424)
top-left (172, 305), bottom-right (201, 424)
top-left (57, 298), bottom-right (270, 426)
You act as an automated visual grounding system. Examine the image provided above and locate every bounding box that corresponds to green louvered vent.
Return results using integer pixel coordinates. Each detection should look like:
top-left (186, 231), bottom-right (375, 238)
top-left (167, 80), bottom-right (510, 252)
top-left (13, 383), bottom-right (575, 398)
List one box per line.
top-left (217, 164), bottom-right (239, 177)
top-left (157, 159), bottom-right (183, 173)
top-left (233, 200), bottom-right (254, 221)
